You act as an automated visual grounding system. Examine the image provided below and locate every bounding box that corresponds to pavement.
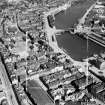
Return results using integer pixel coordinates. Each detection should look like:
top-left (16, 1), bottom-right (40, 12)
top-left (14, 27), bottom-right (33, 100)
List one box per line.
top-left (0, 59), bottom-right (19, 105)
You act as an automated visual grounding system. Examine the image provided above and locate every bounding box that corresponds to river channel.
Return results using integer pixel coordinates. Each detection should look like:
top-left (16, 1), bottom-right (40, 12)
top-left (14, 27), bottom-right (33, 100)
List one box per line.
top-left (55, 0), bottom-right (105, 61)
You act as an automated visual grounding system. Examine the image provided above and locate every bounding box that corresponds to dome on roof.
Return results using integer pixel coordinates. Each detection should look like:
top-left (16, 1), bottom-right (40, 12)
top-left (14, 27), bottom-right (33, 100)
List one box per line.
top-left (1, 99), bottom-right (9, 105)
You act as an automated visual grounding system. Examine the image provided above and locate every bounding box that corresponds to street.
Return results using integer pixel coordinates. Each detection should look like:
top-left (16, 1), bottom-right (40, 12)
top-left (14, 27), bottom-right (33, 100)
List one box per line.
top-left (0, 59), bottom-right (19, 105)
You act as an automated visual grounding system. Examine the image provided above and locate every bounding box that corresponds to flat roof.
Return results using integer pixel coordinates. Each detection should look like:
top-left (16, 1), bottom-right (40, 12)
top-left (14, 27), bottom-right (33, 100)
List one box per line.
top-left (27, 80), bottom-right (54, 105)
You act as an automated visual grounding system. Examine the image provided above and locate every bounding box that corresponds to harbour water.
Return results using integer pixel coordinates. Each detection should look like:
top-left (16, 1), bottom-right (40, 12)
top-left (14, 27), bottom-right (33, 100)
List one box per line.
top-left (55, 0), bottom-right (105, 61)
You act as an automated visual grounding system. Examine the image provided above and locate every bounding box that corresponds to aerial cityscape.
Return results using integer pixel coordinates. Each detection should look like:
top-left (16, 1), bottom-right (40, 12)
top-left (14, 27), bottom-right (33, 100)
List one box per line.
top-left (0, 0), bottom-right (105, 105)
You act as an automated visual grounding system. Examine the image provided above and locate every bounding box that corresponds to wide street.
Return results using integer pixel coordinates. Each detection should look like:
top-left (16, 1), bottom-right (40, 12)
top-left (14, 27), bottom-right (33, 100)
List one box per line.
top-left (0, 59), bottom-right (19, 105)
